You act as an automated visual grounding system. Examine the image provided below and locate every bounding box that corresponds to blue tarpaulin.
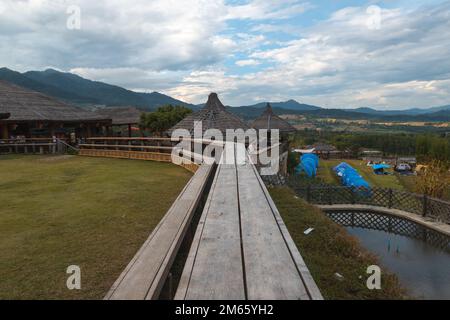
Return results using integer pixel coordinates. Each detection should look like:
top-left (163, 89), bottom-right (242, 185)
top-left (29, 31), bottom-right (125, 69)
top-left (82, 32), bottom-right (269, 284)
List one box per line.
top-left (295, 154), bottom-right (319, 178)
top-left (333, 162), bottom-right (371, 190)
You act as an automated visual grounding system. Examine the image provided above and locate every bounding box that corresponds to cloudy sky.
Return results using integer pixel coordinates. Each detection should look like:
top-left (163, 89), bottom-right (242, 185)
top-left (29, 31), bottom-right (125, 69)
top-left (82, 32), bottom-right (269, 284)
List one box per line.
top-left (1, 0), bottom-right (450, 109)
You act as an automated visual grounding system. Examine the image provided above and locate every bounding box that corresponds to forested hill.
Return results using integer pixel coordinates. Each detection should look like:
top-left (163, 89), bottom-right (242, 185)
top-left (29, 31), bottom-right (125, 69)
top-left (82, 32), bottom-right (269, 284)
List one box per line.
top-left (0, 67), bottom-right (197, 110)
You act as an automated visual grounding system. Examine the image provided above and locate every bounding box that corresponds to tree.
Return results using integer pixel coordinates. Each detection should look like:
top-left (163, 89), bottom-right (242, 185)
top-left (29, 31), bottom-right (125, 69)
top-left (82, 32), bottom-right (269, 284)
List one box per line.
top-left (415, 160), bottom-right (449, 198)
top-left (140, 105), bottom-right (192, 136)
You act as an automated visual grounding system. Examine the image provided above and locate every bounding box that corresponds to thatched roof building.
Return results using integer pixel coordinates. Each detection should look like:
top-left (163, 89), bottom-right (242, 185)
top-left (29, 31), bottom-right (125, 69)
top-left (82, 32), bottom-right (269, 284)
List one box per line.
top-left (0, 80), bottom-right (111, 139)
top-left (251, 103), bottom-right (296, 134)
top-left (94, 107), bottom-right (143, 126)
top-left (169, 93), bottom-right (248, 136)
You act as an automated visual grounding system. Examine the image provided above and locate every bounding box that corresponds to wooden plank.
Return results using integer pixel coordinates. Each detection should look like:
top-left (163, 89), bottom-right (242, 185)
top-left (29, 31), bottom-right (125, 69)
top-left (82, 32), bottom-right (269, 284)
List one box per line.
top-left (251, 160), bottom-right (323, 300)
top-left (237, 157), bottom-right (310, 300)
top-left (105, 164), bottom-right (213, 300)
top-left (175, 163), bottom-right (246, 300)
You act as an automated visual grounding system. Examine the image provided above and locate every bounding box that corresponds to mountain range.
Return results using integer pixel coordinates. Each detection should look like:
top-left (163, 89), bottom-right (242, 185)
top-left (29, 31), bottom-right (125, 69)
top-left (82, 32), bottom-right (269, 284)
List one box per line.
top-left (0, 67), bottom-right (197, 110)
top-left (0, 67), bottom-right (449, 121)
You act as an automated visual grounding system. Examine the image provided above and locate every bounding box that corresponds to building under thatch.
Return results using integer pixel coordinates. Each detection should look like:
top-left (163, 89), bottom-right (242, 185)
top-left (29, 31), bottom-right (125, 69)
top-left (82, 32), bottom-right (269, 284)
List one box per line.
top-left (0, 80), bottom-right (111, 139)
top-left (168, 93), bottom-right (249, 137)
top-left (94, 106), bottom-right (143, 137)
top-left (251, 103), bottom-right (296, 134)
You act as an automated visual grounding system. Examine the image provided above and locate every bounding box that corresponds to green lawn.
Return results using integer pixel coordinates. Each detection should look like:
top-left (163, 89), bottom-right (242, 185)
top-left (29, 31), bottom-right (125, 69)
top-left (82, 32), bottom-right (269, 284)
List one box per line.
top-left (318, 159), bottom-right (405, 189)
top-left (0, 155), bottom-right (192, 299)
top-left (269, 187), bottom-right (407, 300)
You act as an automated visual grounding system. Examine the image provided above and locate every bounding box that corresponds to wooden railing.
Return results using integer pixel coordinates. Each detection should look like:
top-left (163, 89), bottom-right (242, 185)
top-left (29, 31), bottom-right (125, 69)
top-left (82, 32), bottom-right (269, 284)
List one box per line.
top-left (78, 137), bottom-right (215, 173)
top-left (0, 138), bottom-right (68, 154)
top-left (289, 182), bottom-right (450, 224)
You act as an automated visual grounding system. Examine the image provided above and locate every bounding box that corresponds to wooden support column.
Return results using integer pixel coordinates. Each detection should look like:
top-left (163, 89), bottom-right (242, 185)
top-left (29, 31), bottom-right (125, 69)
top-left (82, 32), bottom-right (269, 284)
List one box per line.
top-left (128, 124), bottom-right (132, 138)
top-left (1, 123), bottom-right (9, 139)
top-left (86, 124), bottom-right (92, 138)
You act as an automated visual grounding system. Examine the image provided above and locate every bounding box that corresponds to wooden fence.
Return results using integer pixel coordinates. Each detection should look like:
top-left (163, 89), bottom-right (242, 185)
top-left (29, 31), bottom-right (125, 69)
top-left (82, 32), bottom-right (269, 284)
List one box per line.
top-left (78, 137), bottom-right (213, 174)
top-left (0, 138), bottom-right (69, 154)
top-left (289, 182), bottom-right (450, 224)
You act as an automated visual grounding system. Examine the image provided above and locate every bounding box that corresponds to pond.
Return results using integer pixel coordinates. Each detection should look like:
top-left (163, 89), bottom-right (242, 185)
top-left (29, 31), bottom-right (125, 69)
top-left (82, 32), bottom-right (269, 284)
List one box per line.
top-left (346, 227), bottom-right (450, 299)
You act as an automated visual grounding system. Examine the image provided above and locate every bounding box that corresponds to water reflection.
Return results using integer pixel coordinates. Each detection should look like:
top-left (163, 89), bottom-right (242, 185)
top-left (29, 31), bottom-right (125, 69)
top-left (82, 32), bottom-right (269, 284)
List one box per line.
top-left (347, 227), bottom-right (450, 300)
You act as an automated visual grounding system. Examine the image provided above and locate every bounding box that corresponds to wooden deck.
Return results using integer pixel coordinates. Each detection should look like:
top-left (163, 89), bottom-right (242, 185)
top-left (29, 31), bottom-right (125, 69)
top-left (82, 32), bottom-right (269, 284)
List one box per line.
top-left (175, 144), bottom-right (322, 300)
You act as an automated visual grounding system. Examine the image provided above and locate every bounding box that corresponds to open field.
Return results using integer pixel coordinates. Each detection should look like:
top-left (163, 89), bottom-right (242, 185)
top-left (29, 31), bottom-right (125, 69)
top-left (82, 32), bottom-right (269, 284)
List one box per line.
top-left (318, 159), bottom-right (405, 190)
top-left (269, 187), bottom-right (407, 299)
top-left (0, 155), bottom-right (192, 299)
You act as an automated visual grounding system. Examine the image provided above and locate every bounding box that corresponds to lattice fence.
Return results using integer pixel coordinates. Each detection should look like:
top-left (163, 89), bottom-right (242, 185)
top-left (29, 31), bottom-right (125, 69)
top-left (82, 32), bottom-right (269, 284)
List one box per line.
top-left (289, 181), bottom-right (450, 224)
top-left (325, 210), bottom-right (450, 252)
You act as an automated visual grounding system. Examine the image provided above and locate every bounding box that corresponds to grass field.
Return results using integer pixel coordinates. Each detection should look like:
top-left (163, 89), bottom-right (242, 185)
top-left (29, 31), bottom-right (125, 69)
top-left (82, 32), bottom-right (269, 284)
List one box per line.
top-left (0, 155), bottom-right (192, 299)
top-left (318, 159), bottom-right (405, 189)
top-left (269, 187), bottom-right (407, 299)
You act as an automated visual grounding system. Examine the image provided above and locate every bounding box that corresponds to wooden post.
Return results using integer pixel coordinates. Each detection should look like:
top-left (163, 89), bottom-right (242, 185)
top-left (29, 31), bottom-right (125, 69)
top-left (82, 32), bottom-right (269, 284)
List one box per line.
top-left (388, 188), bottom-right (393, 208)
top-left (423, 194), bottom-right (428, 217)
top-left (128, 124), bottom-right (132, 138)
top-left (1, 123), bottom-right (9, 139)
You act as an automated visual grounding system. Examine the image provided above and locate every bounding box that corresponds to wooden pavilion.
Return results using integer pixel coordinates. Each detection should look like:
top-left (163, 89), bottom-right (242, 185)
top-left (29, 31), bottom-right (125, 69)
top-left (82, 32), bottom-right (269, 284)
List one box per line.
top-left (252, 103), bottom-right (297, 175)
top-left (168, 92), bottom-right (249, 137)
top-left (0, 80), bottom-right (111, 140)
top-left (94, 106), bottom-right (143, 137)
top-left (251, 103), bottom-right (297, 135)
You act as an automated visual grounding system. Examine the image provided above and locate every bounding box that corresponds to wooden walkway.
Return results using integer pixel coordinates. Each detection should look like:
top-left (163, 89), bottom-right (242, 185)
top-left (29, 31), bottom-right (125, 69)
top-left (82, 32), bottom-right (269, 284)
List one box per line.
top-left (79, 140), bottom-right (322, 300)
top-left (175, 144), bottom-right (322, 300)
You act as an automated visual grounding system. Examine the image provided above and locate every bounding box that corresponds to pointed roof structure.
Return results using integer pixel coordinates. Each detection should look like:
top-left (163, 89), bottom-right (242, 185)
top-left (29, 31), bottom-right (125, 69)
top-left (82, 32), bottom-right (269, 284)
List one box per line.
top-left (251, 103), bottom-right (296, 133)
top-left (168, 93), bottom-right (249, 136)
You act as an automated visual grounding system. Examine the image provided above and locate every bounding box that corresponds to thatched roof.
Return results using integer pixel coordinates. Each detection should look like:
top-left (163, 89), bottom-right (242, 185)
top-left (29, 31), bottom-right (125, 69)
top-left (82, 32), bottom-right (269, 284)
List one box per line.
top-left (251, 103), bottom-right (296, 133)
top-left (94, 106), bottom-right (143, 125)
top-left (0, 80), bottom-right (110, 123)
top-left (169, 93), bottom-right (249, 136)
top-left (305, 143), bottom-right (338, 152)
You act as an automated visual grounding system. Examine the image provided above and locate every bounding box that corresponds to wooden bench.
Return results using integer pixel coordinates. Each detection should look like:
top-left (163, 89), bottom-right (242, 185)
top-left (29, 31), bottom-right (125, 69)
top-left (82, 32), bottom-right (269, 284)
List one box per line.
top-left (105, 163), bottom-right (214, 300)
top-left (175, 145), bottom-right (323, 300)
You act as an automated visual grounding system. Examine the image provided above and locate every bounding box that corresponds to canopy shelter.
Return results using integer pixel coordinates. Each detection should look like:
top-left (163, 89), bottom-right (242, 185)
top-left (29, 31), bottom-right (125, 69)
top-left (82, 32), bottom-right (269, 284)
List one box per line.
top-left (372, 163), bottom-right (391, 175)
top-left (0, 80), bottom-right (111, 140)
top-left (168, 93), bottom-right (249, 138)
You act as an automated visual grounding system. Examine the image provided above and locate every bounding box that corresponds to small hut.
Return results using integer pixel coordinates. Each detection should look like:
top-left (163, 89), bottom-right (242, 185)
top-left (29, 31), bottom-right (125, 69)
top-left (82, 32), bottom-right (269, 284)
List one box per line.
top-left (169, 92), bottom-right (249, 137)
top-left (94, 106), bottom-right (143, 137)
top-left (0, 80), bottom-right (111, 140)
top-left (251, 103), bottom-right (296, 135)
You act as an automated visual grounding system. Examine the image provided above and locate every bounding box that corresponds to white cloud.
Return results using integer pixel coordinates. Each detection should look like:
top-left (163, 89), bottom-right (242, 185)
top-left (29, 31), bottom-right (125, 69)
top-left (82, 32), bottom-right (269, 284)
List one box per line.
top-left (1, 0), bottom-right (449, 108)
top-left (235, 59), bottom-right (260, 67)
top-left (226, 0), bottom-right (312, 20)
